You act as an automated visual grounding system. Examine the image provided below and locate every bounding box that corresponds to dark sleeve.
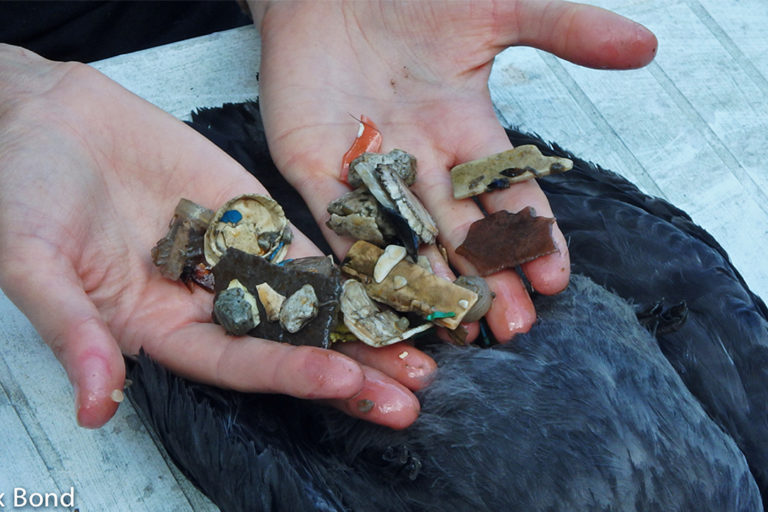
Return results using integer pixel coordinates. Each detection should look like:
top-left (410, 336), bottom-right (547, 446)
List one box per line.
top-left (0, 1), bottom-right (251, 63)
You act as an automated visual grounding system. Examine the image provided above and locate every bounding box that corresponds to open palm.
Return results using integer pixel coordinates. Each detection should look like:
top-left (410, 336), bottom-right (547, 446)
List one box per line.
top-left (254, 0), bottom-right (657, 340)
top-left (0, 45), bottom-right (432, 430)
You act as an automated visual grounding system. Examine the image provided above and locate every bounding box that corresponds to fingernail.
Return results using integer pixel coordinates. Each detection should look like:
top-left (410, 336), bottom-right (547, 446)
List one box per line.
top-left (379, 394), bottom-right (420, 417)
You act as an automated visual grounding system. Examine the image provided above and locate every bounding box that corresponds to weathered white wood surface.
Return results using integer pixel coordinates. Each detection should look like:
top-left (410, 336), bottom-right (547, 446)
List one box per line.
top-left (92, 26), bottom-right (260, 121)
top-left (1, 1), bottom-right (766, 509)
top-left (490, 0), bottom-right (768, 300)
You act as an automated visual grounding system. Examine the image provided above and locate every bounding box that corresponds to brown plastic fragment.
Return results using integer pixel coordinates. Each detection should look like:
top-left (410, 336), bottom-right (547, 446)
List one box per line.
top-left (213, 249), bottom-right (342, 348)
top-left (183, 262), bottom-right (215, 292)
top-left (445, 324), bottom-right (470, 346)
top-left (282, 255), bottom-right (338, 276)
top-left (450, 145), bottom-right (573, 199)
top-left (456, 207), bottom-right (558, 276)
top-left (151, 198), bottom-right (214, 282)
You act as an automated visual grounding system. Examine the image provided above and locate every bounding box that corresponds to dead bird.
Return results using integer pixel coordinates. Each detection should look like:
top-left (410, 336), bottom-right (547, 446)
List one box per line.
top-left (126, 102), bottom-right (767, 511)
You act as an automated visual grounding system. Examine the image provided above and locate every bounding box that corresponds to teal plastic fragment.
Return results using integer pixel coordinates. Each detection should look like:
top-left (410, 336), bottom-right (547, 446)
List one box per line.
top-left (426, 311), bottom-right (456, 322)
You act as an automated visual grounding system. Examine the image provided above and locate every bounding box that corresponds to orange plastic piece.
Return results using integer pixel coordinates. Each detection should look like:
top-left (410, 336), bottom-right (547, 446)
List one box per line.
top-left (340, 115), bottom-right (382, 183)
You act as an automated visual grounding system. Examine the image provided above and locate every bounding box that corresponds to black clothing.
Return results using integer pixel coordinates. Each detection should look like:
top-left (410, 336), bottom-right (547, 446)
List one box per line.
top-left (1, 1), bottom-right (250, 62)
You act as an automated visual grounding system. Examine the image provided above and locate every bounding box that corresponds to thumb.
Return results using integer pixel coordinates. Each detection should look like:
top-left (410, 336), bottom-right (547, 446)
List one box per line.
top-left (1, 251), bottom-right (125, 428)
top-left (55, 310), bottom-right (126, 429)
top-left (503, 0), bottom-right (658, 69)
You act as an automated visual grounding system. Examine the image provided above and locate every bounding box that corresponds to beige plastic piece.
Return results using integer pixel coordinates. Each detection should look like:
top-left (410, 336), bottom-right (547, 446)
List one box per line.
top-left (342, 241), bottom-right (478, 330)
top-left (451, 145), bottom-right (573, 200)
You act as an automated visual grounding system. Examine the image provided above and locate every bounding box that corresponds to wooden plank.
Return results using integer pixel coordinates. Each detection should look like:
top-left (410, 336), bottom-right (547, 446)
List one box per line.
top-left (695, 0), bottom-right (768, 83)
top-left (628, 0), bottom-right (768, 208)
top-left (0, 290), bottom-right (216, 511)
top-left (0, 382), bottom-right (60, 494)
top-left (571, 0), bottom-right (768, 208)
top-left (490, 47), bottom-right (666, 197)
top-left (493, 0), bottom-right (768, 301)
top-left (565, 0), bottom-right (768, 300)
top-left (91, 26), bottom-right (261, 121)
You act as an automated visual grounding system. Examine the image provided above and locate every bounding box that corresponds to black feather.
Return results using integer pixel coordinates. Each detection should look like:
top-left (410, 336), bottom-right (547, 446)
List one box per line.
top-left (124, 102), bottom-right (767, 511)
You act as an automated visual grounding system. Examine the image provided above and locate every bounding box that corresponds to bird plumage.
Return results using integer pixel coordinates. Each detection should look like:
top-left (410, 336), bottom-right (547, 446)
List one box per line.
top-left (126, 102), bottom-right (767, 511)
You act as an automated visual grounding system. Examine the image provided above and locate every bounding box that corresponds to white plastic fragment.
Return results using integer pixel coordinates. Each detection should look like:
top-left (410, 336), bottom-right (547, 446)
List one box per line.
top-left (354, 160), bottom-right (395, 210)
top-left (453, 275), bottom-right (494, 323)
top-left (279, 284), bottom-right (319, 334)
top-left (351, 153), bottom-right (438, 246)
top-left (255, 282), bottom-right (286, 322)
top-left (378, 167), bottom-right (438, 245)
top-left (374, 245), bottom-right (408, 283)
top-left (204, 194), bottom-right (292, 266)
top-left (340, 280), bottom-right (431, 347)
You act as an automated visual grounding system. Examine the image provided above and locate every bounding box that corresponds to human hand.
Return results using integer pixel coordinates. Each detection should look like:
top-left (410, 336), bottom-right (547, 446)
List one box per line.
top-left (250, 0), bottom-right (657, 340)
top-left (0, 44), bottom-right (434, 430)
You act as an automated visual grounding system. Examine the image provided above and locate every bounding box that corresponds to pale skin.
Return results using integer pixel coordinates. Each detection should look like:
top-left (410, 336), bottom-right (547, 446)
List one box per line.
top-left (0, 1), bottom-right (656, 430)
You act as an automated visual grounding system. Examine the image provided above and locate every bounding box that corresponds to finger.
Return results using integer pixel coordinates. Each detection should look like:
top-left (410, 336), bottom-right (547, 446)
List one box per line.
top-left (143, 322), bottom-right (422, 429)
top-left (448, 112), bottom-right (571, 297)
top-left (64, 316), bottom-right (126, 429)
top-left (483, 272), bottom-right (537, 338)
top-left (501, 0), bottom-right (658, 69)
top-left (416, 244), bottom-right (482, 344)
top-left (0, 249), bottom-right (125, 428)
top-left (143, 322), bottom-right (366, 400)
top-left (386, 124), bottom-right (536, 341)
top-left (480, 180), bottom-right (571, 295)
top-left (444, 103), bottom-right (569, 283)
top-left (333, 341), bottom-right (437, 391)
top-left (326, 365), bottom-right (421, 430)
